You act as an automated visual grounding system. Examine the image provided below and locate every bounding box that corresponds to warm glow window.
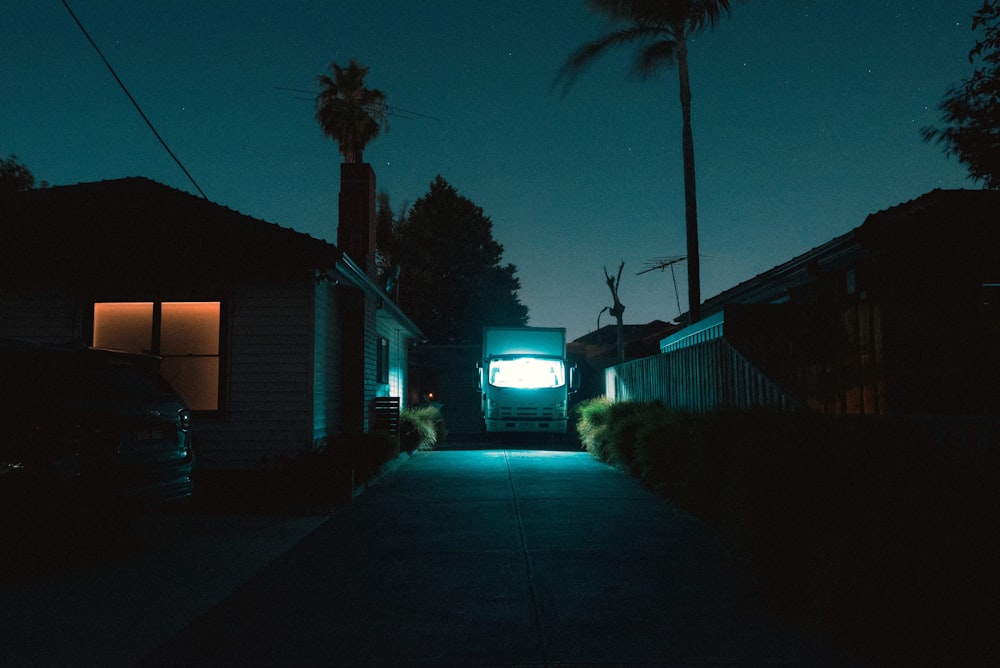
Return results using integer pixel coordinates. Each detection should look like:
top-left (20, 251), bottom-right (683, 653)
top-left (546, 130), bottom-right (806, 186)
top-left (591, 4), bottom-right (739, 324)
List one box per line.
top-left (93, 302), bottom-right (221, 411)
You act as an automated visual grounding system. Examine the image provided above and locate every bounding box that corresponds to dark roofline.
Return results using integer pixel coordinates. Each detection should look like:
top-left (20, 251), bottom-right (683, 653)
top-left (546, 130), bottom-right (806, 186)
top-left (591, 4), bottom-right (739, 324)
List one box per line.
top-left (570, 320), bottom-right (675, 345)
top-left (1, 176), bottom-right (342, 274)
top-left (692, 228), bottom-right (860, 320)
top-left (1, 176), bottom-right (424, 339)
top-left (679, 188), bottom-right (999, 321)
top-left (336, 253), bottom-right (425, 341)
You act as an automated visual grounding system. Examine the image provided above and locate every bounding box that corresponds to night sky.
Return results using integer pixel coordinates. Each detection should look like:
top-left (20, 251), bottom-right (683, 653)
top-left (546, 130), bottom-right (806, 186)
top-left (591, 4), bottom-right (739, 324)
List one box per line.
top-left (3, 1), bottom-right (980, 339)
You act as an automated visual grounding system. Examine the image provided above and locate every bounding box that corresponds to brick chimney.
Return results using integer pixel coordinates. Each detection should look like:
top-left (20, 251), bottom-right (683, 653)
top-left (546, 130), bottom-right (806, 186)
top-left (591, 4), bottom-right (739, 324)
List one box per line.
top-left (337, 162), bottom-right (377, 279)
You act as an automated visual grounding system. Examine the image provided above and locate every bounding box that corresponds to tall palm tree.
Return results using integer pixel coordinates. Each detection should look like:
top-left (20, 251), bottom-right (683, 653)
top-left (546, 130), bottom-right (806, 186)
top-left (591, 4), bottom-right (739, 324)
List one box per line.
top-left (315, 59), bottom-right (388, 164)
top-left (559, 0), bottom-right (737, 324)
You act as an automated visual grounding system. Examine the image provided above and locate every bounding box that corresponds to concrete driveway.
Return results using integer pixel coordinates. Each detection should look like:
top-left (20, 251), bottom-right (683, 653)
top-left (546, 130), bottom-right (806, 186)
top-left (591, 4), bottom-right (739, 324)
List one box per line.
top-left (1, 510), bottom-right (326, 667)
top-left (133, 450), bottom-right (840, 666)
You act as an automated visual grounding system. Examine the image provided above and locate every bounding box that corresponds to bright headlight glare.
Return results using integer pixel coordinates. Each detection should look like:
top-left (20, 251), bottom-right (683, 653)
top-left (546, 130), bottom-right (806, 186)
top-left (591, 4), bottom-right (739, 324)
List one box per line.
top-left (488, 357), bottom-right (565, 389)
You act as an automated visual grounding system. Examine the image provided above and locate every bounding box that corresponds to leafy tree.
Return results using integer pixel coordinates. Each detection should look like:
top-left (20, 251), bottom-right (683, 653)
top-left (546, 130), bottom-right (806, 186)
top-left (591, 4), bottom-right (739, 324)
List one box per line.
top-left (0, 154), bottom-right (44, 192)
top-left (383, 176), bottom-right (529, 344)
top-left (923, 0), bottom-right (1000, 189)
top-left (315, 59), bottom-right (388, 163)
top-left (558, 0), bottom-right (739, 324)
top-left (375, 191), bottom-right (394, 282)
top-left (376, 190), bottom-right (408, 296)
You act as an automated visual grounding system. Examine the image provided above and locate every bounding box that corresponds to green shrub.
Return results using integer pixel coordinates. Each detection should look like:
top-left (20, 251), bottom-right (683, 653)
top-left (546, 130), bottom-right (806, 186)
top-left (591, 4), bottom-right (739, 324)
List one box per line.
top-left (400, 405), bottom-right (445, 451)
top-left (605, 401), bottom-right (663, 473)
top-left (632, 408), bottom-right (699, 496)
top-left (580, 402), bottom-right (1000, 663)
top-left (574, 396), bottom-right (612, 460)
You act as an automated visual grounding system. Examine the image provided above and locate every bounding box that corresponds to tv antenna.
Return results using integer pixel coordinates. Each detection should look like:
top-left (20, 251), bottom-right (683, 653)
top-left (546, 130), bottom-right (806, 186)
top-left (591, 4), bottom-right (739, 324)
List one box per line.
top-left (638, 256), bottom-right (687, 320)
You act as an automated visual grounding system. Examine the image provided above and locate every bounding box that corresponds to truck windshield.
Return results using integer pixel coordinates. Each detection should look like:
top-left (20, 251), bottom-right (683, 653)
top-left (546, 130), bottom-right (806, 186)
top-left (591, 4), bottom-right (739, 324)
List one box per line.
top-left (488, 357), bottom-right (565, 389)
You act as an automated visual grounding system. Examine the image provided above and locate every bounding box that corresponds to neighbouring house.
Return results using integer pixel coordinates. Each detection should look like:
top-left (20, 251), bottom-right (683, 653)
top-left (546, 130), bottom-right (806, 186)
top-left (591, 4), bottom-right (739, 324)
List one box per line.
top-left (408, 343), bottom-right (483, 435)
top-left (0, 168), bottom-right (423, 470)
top-left (568, 320), bottom-right (681, 399)
top-left (609, 189), bottom-right (1000, 416)
top-left (402, 323), bottom-right (684, 438)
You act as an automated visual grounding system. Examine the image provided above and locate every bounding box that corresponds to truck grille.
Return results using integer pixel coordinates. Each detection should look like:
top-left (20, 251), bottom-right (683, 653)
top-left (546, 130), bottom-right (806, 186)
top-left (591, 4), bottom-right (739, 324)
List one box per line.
top-left (499, 406), bottom-right (557, 419)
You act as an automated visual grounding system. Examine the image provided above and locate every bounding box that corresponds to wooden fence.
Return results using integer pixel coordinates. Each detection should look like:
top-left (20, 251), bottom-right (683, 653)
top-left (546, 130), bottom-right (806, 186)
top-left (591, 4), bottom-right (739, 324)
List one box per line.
top-left (605, 338), bottom-right (798, 411)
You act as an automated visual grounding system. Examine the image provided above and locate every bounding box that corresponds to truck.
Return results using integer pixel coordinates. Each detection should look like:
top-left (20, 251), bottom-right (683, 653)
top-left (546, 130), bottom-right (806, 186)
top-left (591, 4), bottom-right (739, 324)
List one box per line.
top-left (477, 326), bottom-right (579, 433)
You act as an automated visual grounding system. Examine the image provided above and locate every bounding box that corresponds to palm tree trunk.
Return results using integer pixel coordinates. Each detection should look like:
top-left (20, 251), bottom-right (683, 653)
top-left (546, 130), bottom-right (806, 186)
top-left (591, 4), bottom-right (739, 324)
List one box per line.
top-left (676, 32), bottom-right (701, 324)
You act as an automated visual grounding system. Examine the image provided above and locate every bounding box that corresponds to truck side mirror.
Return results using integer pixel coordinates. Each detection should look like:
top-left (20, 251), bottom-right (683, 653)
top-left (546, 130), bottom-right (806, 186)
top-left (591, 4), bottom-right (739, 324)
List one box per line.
top-left (476, 361), bottom-right (483, 391)
top-left (569, 363), bottom-right (580, 393)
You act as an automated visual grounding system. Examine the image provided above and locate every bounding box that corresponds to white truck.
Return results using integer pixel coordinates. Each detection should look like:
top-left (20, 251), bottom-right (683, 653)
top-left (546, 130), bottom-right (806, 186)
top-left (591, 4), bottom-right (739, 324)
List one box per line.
top-left (477, 326), bottom-right (579, 433)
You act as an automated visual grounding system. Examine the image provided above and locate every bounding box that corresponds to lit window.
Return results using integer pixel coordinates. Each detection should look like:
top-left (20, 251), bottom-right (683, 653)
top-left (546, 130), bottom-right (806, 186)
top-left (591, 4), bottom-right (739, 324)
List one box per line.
top-left (93, 302), bottom-right (153, 352)
top-left (376, 336), bottom-right (389, 384)
top-left (93, 301), bottom-right (222, 411)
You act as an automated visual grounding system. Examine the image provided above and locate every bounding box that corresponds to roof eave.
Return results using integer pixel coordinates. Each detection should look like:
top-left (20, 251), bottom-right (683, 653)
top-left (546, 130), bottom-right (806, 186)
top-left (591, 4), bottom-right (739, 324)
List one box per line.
top-left (334, 254), bottom-right (426, 341)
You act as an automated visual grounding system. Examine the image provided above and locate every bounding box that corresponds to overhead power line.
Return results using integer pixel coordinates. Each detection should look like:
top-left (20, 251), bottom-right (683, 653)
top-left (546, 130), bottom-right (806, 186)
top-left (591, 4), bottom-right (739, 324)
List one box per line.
top-left (61, 0), bottom-right (207, 199)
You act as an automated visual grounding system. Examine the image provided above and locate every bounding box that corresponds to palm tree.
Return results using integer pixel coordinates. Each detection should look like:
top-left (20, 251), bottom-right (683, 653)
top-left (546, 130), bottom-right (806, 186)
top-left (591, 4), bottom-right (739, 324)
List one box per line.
top-left (559, 0), bottom-right (737, 324)
top-left (315, 59), bottom-right (388, 164)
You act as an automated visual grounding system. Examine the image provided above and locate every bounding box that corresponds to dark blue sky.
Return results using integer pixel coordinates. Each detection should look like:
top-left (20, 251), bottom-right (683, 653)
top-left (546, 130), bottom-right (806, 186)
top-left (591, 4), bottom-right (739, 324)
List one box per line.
top-left (3, 1), bottom-right (980, 339)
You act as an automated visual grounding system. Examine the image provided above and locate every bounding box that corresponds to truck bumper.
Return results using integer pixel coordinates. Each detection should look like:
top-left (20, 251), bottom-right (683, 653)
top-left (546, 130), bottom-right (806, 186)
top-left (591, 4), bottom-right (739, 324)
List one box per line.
top-left (485, 418), bottom-right (568, 433)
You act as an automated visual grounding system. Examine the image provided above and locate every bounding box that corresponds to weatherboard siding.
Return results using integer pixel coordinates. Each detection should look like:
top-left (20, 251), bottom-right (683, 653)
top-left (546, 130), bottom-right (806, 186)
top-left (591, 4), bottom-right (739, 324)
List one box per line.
top-left (0, 288), bottom-right (82, 343)
top-left (313, 280), bottom-right (342, 443)
top-left (196, 281), bottom-right (315, 470)
top-left (362, 293), bottom-right (378, 430)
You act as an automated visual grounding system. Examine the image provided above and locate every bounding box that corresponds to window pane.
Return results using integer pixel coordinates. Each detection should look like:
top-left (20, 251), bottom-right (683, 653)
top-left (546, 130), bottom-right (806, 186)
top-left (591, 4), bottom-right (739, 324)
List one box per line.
top-left (377, 336), bottom-right (389, 384)
top-left (93, 302), bottom-right (153, 353)
top-left (160, 356), bottom-right (219, 411)
top-left (161, 302), bottom-right (220, 355)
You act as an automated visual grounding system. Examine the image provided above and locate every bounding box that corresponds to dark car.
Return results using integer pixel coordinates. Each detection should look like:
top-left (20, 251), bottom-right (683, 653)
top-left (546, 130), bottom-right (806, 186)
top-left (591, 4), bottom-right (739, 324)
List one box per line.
top-left (0, 339), bottom-right (194, 528)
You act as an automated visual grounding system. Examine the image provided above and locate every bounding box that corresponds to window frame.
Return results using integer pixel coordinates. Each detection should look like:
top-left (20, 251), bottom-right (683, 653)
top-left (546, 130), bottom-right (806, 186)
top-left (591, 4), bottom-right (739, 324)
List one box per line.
top-left (376, 335), bottom-right (390, 385)
top-left (89, 300), bottom-right (226, 417)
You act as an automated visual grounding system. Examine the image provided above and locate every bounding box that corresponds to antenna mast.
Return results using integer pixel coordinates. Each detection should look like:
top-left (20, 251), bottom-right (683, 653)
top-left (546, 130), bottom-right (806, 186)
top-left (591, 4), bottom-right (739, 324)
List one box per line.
top-left (638, 256), bottom-right (686, 320)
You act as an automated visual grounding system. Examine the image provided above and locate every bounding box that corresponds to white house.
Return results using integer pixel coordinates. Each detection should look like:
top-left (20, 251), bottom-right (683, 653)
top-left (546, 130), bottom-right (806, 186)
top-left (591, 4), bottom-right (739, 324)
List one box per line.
top-left (0, 170), bottom-right (422, 470)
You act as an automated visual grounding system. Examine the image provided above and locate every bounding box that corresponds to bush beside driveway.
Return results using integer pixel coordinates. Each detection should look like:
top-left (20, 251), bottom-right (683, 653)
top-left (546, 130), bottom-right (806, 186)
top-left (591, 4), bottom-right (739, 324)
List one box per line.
top-left (575, 398), bottom-right (1000, 665)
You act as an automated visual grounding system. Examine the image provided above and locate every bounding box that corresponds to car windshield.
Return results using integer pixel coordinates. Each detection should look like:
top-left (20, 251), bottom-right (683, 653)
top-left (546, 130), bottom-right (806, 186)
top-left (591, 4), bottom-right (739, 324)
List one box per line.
top-left (68, 356), bottom-right (175, 401)
top-left (0, 351), bottom-right (175, 404)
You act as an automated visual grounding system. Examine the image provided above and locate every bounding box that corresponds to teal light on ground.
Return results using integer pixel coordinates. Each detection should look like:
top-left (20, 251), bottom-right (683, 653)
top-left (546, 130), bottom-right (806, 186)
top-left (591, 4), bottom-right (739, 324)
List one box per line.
top-left (480, 450), bottom-right (582, 459)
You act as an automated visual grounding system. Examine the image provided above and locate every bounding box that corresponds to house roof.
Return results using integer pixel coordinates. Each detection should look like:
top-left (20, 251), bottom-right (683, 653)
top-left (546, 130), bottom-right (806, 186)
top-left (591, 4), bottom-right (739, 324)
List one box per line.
top-left (568, 320), bottom-right (680, 370)
top-left (0, 177), bottom-right (425, 339)
top-left (0, 177), bottom-right (341, 286)
top-left (687, 188), bottom-right (1000, 320)
top-left (570, 320), bottom-right (676, 346)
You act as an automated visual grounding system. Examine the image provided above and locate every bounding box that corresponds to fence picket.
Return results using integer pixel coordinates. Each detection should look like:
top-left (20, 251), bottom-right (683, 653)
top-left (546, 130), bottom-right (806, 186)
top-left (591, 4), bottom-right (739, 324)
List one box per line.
top-left (605, 339), bottom-right (798, 411)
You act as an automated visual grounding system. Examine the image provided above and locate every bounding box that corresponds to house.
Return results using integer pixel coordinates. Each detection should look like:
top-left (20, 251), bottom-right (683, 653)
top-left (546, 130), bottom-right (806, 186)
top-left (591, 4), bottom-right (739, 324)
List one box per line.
top-left (648, 189), bottom-right (1000, 415)
top-left (0, 167), bottom-right (423, 469)
top-left (568, 320), bottom-right (681, 399)
top-left (605, 189), bottom-right (999, 416)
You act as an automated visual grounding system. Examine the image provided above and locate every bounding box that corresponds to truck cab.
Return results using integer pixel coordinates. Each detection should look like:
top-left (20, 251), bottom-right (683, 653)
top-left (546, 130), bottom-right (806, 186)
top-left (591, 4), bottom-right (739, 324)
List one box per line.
top-left (477, 327), bottom-right (578, 433)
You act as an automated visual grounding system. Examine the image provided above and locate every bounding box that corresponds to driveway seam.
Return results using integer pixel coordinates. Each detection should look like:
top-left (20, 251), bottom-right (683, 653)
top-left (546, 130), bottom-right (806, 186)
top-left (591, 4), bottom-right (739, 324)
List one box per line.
top-left (504, 449), bottom-right (550, 667)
